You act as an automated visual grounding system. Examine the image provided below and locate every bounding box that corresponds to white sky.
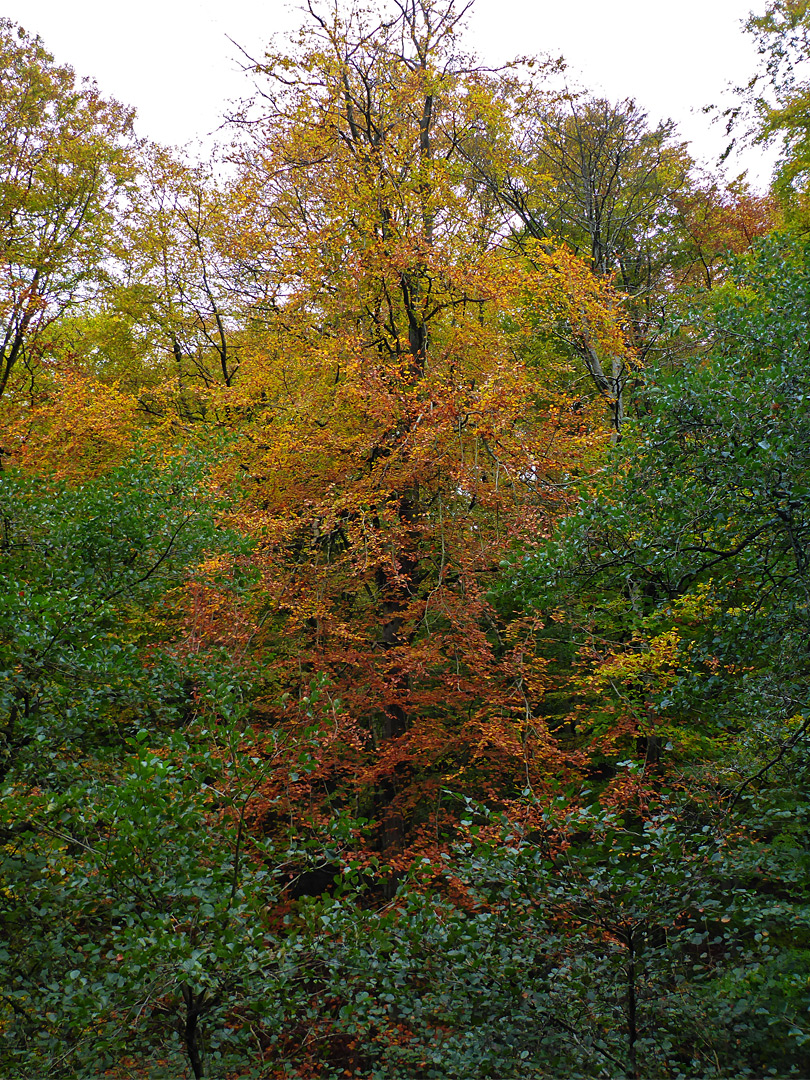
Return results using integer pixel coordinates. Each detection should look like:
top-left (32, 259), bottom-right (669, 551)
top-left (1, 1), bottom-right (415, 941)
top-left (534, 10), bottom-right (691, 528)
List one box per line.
top-left (2, 0), bottom-right (776, 185)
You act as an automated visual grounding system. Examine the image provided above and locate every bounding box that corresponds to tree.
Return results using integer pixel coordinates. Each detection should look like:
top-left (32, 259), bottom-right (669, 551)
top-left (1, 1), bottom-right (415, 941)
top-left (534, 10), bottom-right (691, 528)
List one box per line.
top-left (203, 0), bottom-right (628, 872)
top-left (106, 146), bottom-right (248, 416)
top-left (503, 98), bottom-right (689, 285)
top-left (0, 20), bottom-right (137, 405)
top-left (503, 232), bottom-right (810, 776)
top-left (739, 0), bottom-right (810, 220)
top-left (669, 176), bottom-right (780, 291)
top-left (487, 234), bottom-right (810, 1075)
top-left (465, 94), bottom-right (693, 429)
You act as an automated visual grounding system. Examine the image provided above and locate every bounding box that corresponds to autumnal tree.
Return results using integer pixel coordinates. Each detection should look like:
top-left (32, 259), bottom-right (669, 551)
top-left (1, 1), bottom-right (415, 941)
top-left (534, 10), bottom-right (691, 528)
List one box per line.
top-left (191, 0), bottom-right (631, 872)
top-left (497, 98), bottom-right (689, 285)
top-left (0, 20), bottom-right (137, 406)
top-left (469, 92), bottom-right (781, 430)
top-left (668, 175), bottom-right (781, 290)
top-left (464, 94), bottom-right (694, 428)
top-left (112, 147), bottom-right (248, 411)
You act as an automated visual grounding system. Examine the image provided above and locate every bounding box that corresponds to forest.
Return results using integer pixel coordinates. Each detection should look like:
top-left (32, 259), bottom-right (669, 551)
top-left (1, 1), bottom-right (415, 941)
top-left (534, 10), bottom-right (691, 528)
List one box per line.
top-left (0, 1), bottom-right (809, 1076)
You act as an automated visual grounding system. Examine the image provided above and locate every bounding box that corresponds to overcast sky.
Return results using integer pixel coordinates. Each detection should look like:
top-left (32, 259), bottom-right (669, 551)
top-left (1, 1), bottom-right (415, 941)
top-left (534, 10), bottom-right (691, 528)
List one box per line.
top-left (2, 0), bottom-right (775, 185)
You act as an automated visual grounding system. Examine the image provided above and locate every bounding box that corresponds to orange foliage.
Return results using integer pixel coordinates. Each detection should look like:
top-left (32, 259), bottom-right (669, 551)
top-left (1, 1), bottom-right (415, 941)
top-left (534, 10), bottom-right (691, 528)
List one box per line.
top-left (672, 179), bottom-right (782, 290)
top-left (160, 1), bottom-right (634, 867)
top-left (182, 251), bottom-right (626, 866)
top-left (0, 370), bottom-right (139, 480)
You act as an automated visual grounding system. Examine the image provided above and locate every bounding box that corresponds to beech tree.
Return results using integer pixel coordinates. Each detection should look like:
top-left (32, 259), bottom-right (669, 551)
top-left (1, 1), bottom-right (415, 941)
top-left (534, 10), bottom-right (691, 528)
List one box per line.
top-left (669, 177), bottom-right (780, 291)
top-left (500, 98), bottom-right (689, 285)
top-left (198, 0), bottom-right (629, 868)
top-left (115, 147), bottom-right (244, 403)
top-left (0, 20), bottom-right (137, 403)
